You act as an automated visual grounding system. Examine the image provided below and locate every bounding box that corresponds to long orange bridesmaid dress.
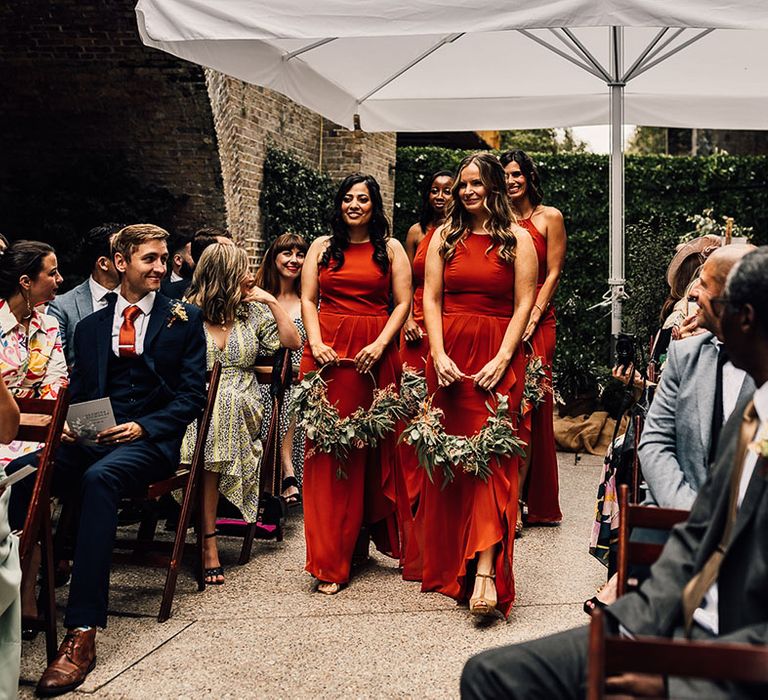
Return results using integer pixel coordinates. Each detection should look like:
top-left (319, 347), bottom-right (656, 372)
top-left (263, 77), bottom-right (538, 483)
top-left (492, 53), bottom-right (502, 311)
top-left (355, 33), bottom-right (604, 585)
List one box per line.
top-left (420, 233), bottom-right (526, 616)
top-left (399, 226), bottom-right (435, 510)
top-left (300, 242), bottom-right (412, 584)
top-left (518, 217), bottom-right (562, 524)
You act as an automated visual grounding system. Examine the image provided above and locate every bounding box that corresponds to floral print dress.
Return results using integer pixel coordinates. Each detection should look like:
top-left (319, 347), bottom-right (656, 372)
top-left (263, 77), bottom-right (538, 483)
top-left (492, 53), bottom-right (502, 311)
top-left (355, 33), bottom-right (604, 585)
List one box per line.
top-left (0, 300), bottom-right (68, 471)
top-left (180, 302), bottom-right (279, 522)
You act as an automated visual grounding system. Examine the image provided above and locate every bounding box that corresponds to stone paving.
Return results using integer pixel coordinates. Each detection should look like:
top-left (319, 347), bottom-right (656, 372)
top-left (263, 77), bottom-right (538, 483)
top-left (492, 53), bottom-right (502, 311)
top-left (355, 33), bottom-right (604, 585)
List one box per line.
top-left (20, 452), bottom-right (606, 698)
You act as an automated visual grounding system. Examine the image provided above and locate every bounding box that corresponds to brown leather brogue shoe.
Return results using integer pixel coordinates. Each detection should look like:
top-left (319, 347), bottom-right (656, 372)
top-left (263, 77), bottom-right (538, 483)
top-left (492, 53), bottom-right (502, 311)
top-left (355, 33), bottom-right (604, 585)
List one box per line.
top-left (36, 628), bottom-right (97, 697)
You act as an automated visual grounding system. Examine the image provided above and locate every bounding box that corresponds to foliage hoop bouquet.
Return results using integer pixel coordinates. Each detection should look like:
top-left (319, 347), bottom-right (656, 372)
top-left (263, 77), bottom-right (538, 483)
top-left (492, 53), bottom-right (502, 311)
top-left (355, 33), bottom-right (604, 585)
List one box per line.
top-left (400, 374), bottom-right (527, 489)
top-left (293, 359), bottom-right (409, 478)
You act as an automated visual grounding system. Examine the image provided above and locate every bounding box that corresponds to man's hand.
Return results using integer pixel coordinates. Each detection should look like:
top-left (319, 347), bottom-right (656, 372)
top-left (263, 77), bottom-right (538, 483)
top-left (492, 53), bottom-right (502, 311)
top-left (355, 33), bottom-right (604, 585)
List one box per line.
top-left (606, 672), bottom-right (666, 697)
top-left (61, 422), bottom-right (77, 444)
top-left (96, 422), bottom-right (146, 446)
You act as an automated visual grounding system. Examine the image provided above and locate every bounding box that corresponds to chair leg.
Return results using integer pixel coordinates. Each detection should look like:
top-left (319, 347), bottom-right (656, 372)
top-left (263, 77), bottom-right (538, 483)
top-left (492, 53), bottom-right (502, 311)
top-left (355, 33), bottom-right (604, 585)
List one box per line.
top-left (40, 509), bottom-right (58, 664)
top-left (238, 523), bottom-right (258, 566)
top-left (135, 511), bottom-right (160, 556)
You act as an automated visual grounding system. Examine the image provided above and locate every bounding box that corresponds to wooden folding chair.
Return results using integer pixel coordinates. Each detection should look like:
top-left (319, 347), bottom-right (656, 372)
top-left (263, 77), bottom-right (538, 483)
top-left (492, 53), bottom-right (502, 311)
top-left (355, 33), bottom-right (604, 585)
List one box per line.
top-left (111, 362), bottom-right (221, 622)
top-left (236, 348), bottom-right (293, 564)
top-left (16, 389), bottom-right (70, 663)
top-left (616, 484), bottom-right (689, 597)
top-left (587, 608), bottom-right (768, 700)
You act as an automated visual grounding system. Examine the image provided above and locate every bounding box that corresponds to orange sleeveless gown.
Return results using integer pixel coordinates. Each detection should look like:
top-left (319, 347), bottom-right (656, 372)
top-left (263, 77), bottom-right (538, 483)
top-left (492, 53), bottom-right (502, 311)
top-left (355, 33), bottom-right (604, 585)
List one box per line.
top-left (419, 233), bottom-right (526, 616)
top-left (518, 218), bottom-right (562, 524)
top-left (398, 226), bottom-right (435, 510)
top-left (300, 242), bottom-right (415, 583)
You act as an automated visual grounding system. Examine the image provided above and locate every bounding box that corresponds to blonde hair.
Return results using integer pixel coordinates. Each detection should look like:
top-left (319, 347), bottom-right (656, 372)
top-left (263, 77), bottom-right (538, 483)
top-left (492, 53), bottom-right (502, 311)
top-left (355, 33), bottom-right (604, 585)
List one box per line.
top-left (440, 152), bottom-right (518, 264)
top-left (185, 244), bottom-right (250, 325)
top-left (112, 224), bottom-right (169, 261)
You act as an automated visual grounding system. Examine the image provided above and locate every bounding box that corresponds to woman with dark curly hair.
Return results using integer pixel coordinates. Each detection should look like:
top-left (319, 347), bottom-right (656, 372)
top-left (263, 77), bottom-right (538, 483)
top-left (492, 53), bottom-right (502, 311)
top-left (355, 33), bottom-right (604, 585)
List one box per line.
top-left (300, 174), bottom-right (413, 595)
top-left (420, 152), bottom-right (537, 618)
top-left (500, 149), bottom-right (567, 533)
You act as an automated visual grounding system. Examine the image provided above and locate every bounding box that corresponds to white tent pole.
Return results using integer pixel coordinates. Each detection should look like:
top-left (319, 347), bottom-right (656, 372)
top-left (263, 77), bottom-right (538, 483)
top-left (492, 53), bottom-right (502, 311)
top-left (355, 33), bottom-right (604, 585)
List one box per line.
top-left (609, 26), bottom-right (625, 336)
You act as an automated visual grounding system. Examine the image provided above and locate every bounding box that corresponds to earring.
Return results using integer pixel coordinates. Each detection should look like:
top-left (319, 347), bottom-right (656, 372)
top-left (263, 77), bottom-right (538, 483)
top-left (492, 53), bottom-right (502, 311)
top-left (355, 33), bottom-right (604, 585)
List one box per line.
top-left (22, 291), bottom-right (32, 320)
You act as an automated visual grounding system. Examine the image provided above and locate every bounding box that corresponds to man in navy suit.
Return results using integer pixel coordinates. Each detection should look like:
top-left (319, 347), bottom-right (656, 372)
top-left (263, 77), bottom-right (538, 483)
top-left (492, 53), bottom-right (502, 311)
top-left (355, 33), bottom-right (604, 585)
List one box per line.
top-left (47, 223), bottom-right (123, 367)
top-left (8, 224), bottom-right (206, 696)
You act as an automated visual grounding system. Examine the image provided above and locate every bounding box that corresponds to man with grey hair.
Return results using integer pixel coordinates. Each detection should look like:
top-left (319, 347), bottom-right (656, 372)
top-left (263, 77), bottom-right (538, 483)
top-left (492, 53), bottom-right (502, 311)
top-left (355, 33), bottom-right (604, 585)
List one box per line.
top-left (461, 246), bottom-right (768, 699)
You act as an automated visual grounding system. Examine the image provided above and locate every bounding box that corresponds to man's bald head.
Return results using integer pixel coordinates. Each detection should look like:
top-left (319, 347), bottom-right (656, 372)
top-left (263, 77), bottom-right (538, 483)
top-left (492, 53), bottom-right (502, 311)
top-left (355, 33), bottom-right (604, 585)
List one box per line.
top-left (693, 244), bottom-right (757, 337)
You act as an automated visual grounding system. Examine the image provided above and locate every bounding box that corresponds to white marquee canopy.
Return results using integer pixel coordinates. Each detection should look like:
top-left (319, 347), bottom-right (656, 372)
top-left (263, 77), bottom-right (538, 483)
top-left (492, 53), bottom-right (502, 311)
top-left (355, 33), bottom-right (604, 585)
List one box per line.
top-left (135, 0), bottom-right (768, 331)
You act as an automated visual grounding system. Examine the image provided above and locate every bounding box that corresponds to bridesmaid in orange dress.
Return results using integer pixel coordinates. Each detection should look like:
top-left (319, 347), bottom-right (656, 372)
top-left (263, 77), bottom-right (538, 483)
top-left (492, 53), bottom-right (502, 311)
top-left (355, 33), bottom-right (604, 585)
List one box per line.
top-left (400, 170), bottom-right (453, 508)
top-left (421, 153), bottom-right (537, 617)
top-left (501, 150), bottom-right (567, 530)
top-left (300, 174), bottom-right (413, 595)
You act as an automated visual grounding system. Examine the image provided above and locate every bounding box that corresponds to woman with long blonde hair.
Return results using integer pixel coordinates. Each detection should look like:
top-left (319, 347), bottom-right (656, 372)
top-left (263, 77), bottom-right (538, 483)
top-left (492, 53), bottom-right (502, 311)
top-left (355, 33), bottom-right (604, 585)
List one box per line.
top-left (419, 152), bottom-right (538, 618)
top-left (182, 244), bottom-right (301, 584)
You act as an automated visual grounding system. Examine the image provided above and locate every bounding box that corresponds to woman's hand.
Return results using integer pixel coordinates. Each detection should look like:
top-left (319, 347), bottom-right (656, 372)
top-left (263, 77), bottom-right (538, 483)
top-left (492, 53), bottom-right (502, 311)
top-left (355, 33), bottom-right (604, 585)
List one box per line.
top-left (612, 363), bottom-right (644, 390)
top-left (310, 342), bottom-right (338, 366)
top-left (243, 284), bottom-right (277, 305)
top-left (673, 313), bottom-right (703, 340)
top-left (355, 341), bottom-right (385, 373)
top-left (473, 355), bottom-right (509, 391)
top-left (522, 305), bottom-right (542, 342)
top-left (433, 352), bottom-right (465, 388)
top-left (403, 317), bottom-right (424, 343)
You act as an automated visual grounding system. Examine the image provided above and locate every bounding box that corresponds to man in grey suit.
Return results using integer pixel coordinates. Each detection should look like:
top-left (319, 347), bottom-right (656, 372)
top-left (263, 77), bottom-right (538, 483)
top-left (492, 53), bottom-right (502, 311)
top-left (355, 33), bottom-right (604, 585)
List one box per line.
top-left (640, 244), bottom-right (755, 509)
top-left (461, 246), bottom-right (768, 699)
top-left (48, 223), bottom-right (122, 367)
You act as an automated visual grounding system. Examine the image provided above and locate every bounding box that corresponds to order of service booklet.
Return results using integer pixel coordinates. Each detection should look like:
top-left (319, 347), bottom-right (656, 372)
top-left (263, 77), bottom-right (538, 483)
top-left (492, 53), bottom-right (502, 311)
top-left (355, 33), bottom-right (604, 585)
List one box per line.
top-left (66, 397), bottom-right (116, 445)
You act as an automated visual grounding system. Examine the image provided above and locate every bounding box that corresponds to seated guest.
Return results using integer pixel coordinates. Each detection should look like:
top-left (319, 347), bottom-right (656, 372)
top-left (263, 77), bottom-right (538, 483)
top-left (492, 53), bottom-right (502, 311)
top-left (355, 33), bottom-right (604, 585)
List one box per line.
top-left (0, 375), bottom-right (21, 699)
top-left (7, 224), bottom-right (207, 696)
top-left (181, 244), bottom-right (300, 584)
top-left (48, 223), bottom-right (123, 367)
top-left (168, 232), bottom-right (194, 283)
top-left (587, 245), bottom-right (755, 612)
top-left (462, 246), bottom-right (768, 700)
top-left (0, 239), bottom-right (67, 469)
top-left (162, 231), bottom-right (234, 300)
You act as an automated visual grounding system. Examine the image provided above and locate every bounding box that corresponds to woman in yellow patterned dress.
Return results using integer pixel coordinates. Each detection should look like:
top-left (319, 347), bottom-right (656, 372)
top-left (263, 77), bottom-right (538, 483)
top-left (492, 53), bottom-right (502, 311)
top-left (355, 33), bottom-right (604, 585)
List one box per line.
top-left (182, 244), bottom-right (301, 584)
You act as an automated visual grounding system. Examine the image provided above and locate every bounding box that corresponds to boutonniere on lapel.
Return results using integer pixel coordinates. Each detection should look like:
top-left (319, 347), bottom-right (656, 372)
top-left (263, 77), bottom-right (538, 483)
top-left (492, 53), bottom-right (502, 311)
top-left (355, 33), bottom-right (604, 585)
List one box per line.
top-left (166, 301), bottom-right (189, 328)
top-left (750, 424), bottom-right (768, 476)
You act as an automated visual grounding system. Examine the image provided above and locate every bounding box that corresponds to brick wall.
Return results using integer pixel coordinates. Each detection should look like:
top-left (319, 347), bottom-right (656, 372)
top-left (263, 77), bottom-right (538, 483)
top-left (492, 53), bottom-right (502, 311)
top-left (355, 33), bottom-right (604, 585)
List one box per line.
top-left (0, 1), bottom-right (226, 240)
top-left (206, 71), bottom-right (397, 262)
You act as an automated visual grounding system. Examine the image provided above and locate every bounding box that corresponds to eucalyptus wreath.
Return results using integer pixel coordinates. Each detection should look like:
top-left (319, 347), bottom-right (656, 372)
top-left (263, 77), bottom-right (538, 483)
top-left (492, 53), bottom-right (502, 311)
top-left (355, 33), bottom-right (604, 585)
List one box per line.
top-left (400, 382), bottom-right (527, 489)
top-left (292, 369), bottom-right (411, 478)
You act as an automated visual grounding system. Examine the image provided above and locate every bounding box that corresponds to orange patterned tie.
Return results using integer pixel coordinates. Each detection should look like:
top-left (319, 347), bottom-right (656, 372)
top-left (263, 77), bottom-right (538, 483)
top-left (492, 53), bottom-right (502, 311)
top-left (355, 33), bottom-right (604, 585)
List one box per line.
top-left (118, 305), bottom-right (142, 357)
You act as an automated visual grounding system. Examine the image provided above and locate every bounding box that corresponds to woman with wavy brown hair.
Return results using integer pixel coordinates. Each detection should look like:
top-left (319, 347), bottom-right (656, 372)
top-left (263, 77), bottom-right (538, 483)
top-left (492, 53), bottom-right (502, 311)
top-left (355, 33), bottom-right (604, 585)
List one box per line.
top-left (419, 152), bottom-right (537, 618)
top-left (182, 244), bottom-right (300, 584)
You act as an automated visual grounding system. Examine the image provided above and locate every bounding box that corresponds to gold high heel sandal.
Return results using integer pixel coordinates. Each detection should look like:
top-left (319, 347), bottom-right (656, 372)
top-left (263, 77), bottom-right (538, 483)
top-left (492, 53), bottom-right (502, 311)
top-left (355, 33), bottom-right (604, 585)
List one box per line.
top-left (469, 573), bottom-right (497, 616)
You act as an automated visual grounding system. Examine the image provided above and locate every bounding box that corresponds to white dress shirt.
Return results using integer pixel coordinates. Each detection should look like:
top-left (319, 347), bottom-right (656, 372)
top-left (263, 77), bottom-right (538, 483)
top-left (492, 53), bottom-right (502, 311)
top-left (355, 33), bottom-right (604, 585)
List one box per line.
top-left (714, 339), bottom-right (748, 422)
top-left (111, 292), bottom-right (156, 357)
top-left (88, 276), bottom-right (117, 312)
top-left (170, 271), bottom-right (183, 283)
top-left (693, 379), bottom-right (768, 634)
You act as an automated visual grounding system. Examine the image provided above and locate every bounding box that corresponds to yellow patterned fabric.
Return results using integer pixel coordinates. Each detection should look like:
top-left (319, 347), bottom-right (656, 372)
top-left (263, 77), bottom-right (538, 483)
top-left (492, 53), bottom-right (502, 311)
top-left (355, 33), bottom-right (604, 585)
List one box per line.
top-left (0, 299), bottom-right (68, 470)
top-left (180, 302), bottom-right (279, 522)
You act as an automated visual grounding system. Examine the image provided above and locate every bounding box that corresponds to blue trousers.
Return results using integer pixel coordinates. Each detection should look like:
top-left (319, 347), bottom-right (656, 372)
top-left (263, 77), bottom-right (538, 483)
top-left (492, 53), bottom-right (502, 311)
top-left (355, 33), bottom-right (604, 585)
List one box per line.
top-left (8, 440), bottom-right (172, 628)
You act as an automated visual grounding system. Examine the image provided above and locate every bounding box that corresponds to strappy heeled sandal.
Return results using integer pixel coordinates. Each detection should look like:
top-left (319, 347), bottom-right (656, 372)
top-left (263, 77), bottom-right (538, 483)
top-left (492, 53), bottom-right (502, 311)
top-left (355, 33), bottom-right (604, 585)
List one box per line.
top-left (203, 532), bottom-right (225, 585)
top-left (316, 580), bottom-right (345, 595)
top-left (469, 573), bottom-right (497, 617)
top-left (280, 476), bottom-right (302, 507)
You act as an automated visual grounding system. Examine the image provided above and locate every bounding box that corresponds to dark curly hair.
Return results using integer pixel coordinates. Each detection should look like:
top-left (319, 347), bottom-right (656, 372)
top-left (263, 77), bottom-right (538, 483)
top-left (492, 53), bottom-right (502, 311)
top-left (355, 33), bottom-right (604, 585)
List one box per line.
top-left (499, 149), bottom-right (544, 208)
top-left (418, 170), bottom-right (454, 234)
top-left (320, 174), bottom-right (390, 273)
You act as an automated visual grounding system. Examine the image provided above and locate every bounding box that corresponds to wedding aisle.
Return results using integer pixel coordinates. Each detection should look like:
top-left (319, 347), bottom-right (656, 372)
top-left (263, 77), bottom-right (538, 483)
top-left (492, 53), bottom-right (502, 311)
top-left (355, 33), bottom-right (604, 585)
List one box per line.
top-left (19, 452), bottom-right (605, 699)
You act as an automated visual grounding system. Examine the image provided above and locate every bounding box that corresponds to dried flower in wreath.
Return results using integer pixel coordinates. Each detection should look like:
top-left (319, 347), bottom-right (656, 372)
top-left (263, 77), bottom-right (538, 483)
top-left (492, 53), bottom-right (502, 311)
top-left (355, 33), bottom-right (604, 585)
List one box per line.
top-left (400, 392), bottom-right (526, 489)
top-left (399, 365), bottom-right (428, 417)
top-left (521, 354), bottom-right (554, 413)
top-left (292, 369), bottom-right (411, 479)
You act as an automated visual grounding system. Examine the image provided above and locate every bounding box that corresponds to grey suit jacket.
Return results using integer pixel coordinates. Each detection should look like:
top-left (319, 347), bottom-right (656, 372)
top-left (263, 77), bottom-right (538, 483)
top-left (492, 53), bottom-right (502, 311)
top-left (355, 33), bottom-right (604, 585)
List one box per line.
top-left (47, 279), bottom-right (93, 368)
top-left (639, 332), bottom-right (754, 509)
top-left (609, 391), bottom-right (768, 649)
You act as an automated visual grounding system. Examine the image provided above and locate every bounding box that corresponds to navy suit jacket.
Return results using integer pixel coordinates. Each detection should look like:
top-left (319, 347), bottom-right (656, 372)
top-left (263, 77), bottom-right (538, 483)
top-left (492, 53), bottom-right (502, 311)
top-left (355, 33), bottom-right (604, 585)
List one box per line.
top-left (69, 293), bottom-right (207, 465)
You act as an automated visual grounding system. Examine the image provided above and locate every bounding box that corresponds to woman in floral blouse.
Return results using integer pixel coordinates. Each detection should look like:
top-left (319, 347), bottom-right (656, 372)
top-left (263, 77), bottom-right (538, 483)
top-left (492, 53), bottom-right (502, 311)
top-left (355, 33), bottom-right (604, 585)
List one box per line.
top-left (0, 239), bottom-right (68, 469)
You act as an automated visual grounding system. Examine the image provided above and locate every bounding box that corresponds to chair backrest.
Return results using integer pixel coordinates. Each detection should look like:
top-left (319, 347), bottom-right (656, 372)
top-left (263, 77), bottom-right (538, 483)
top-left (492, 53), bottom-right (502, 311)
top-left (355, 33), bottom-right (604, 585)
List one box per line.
top-left (587, 608), bottom-right (768, 700)
top-left (15, 389), bottom-right (70, 562)
top-left (259, 350), bottom-right (292, 498)
top-left (183, 362), bottom-right (222, 470)
top-left (616, 483), bottom-right (690, 596)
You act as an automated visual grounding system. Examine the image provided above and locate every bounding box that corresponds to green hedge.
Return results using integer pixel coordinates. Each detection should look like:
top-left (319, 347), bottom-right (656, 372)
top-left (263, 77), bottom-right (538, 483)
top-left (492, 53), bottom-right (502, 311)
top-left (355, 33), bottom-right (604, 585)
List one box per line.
top-left (395, 147), bottom-right (768, 395)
